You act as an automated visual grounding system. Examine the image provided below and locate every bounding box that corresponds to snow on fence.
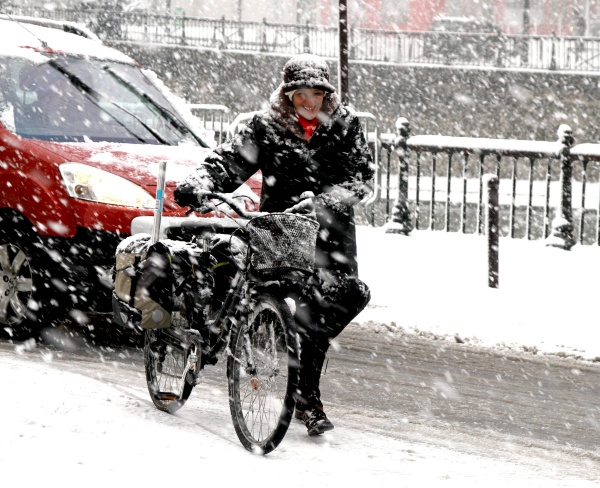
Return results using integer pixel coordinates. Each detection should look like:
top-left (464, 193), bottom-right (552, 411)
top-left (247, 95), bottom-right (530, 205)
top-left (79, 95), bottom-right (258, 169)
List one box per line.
top-left (5, 5), bottom-right (600, 72)
top-left (374, 121), bottom-right (600, 248)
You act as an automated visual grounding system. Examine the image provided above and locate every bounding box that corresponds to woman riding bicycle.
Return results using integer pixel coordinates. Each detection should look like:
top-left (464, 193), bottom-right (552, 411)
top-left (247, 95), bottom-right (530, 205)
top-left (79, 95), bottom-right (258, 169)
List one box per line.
top-left (175, 53), bottom-right (373, 436)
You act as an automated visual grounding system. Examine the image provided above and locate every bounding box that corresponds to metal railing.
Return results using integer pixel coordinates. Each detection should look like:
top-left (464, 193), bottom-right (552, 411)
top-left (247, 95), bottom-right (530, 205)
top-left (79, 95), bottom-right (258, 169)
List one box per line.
top-left (5, 5), bottom-right (600, 72)
top-left (379, 120), bottom-right (600, 248)
top-left (188, 104), bottom-right (230, 145)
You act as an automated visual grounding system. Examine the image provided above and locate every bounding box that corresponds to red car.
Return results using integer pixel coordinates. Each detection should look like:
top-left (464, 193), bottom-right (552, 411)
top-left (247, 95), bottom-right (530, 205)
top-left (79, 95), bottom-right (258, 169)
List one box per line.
top-left (0, 16), bottom-right (260, 339)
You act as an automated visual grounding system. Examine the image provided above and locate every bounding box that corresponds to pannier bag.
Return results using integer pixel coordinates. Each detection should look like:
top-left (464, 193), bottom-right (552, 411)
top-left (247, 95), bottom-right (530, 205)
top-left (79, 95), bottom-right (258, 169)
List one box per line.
top-left (112, 234), bottom-right (202, 329)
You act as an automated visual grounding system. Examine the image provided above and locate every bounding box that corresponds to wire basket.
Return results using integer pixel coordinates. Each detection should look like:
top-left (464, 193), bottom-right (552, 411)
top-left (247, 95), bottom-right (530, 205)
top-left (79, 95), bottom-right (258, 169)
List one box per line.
top-left (246, 213), bottom-right (319, 276)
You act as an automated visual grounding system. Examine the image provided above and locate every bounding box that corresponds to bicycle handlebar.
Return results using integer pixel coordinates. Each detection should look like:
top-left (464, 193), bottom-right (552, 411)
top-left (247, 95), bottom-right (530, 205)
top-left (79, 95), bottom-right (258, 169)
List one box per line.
top-left (187, 191), bottom-right (265, 220)
top-left (186, 189), bottom-right (317, 222)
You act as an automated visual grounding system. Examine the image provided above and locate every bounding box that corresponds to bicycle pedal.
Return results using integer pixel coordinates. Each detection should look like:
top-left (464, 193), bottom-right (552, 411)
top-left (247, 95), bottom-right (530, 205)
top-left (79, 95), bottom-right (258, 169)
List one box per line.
top-left (186, 368), bottom-right (203, 386)
top-left (204, 355), bottom-right (219, 366)
top-left (185, 339), bottom-right (204, 386)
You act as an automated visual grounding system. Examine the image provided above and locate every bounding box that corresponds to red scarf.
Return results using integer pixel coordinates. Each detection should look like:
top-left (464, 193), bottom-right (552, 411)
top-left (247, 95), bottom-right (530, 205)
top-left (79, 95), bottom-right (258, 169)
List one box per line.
top-left (297, 115), bottom-right (318, 141)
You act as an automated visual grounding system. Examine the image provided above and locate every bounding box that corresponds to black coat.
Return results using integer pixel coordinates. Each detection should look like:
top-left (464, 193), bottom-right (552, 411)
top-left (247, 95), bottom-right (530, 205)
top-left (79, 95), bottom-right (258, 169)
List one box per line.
top-left (190, 88), bottom-right (374, 276)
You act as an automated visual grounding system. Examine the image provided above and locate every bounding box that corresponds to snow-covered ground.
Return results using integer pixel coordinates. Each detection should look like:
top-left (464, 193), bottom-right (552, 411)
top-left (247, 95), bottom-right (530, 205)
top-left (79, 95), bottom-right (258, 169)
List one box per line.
top-left (357, 226), bottom-right (600, 362)
top-left (1, 226), bottom-right (599, 486)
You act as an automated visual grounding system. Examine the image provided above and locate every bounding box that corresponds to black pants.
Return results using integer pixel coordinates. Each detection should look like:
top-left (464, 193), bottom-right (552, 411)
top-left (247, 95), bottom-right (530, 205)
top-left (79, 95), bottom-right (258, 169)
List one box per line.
top-left (292, 270), bottom-right (371, 411)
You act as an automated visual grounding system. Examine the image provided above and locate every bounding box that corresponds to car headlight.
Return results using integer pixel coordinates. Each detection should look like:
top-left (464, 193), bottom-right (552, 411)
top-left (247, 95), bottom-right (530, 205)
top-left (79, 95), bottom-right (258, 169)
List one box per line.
top-left (59, 162), bottom-right (155, 209)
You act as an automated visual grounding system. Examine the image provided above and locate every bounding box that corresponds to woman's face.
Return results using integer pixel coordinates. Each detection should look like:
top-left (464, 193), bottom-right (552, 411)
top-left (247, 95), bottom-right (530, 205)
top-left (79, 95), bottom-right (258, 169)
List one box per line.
top-left (292, 88), bottom-right (325, 121)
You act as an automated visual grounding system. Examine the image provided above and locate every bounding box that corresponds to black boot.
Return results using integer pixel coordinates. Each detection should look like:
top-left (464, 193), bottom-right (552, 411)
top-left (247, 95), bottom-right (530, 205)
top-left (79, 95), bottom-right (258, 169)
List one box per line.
top-left (297, 404), bottom-right (334, 436)
top-left (295, 337), bottom-right (334, 435)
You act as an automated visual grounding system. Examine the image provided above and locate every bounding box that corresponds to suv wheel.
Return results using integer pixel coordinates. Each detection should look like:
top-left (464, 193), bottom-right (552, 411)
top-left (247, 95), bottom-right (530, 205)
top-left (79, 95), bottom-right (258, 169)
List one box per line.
top-left (0, 221), bottom-right (64, 340)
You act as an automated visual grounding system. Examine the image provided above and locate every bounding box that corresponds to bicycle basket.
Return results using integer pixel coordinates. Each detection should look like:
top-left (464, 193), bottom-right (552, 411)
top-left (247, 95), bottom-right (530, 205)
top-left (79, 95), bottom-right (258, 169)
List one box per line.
top-left (246, 213), bottom-right (319, 276)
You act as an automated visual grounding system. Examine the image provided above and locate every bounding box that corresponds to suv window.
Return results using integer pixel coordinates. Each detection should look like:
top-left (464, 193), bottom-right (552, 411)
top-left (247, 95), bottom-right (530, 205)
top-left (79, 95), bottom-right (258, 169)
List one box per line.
top-left (0, 55), bottom-right (199, 145)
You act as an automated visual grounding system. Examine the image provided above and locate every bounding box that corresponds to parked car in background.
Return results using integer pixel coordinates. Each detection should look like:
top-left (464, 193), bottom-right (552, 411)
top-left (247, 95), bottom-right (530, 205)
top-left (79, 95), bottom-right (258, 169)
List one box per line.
top-left (424, 16), bottom-right (502, 64)
top-left (0, 16), bottom-right (260, 340)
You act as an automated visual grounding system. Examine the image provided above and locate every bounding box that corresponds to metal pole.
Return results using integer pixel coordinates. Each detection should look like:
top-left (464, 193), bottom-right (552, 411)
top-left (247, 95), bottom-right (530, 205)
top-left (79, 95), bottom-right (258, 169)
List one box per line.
top-left (585, 0), bottom-right (590, 37)
top-left (338, 0), bottom-right (349, 105)
top-left (487, 175), bottom-right (499, 288)
top-left (523, 0), bottom-right (530, 34)
top-left (304, 19), bottom-right (310, 53)
top-left (522, 0), bottom-right (530, 64)
top-left (152, 161), bottom-right (167, 244)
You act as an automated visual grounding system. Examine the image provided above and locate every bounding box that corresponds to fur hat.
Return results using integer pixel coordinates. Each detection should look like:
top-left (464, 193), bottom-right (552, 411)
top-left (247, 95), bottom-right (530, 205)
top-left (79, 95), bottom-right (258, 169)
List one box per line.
top-left (281, 53), bottom-right (336, 93)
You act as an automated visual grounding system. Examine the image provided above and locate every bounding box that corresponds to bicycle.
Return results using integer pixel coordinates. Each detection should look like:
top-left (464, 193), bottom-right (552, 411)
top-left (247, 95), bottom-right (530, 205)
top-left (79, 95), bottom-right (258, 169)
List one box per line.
top-left (119, 182), bottom-right (319, 455)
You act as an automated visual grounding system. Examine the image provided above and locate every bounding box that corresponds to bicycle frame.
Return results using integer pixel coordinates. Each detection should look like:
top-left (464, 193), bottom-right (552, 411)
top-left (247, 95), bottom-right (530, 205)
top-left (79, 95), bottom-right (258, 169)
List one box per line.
top-left (161, 193), bottom-right (271, 369)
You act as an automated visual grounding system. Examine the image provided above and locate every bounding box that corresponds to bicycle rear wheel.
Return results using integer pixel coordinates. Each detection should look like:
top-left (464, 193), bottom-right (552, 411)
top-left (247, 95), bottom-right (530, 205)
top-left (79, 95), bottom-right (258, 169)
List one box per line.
top-left (227, 294), bottom-right (299, 455)
top-left (144, 305), bottom-right (200, 413)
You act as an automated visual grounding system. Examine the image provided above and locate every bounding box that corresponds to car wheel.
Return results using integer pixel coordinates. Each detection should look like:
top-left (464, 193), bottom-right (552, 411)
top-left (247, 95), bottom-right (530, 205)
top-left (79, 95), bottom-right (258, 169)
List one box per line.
top-left (0, 219), bottom-right (65, 340)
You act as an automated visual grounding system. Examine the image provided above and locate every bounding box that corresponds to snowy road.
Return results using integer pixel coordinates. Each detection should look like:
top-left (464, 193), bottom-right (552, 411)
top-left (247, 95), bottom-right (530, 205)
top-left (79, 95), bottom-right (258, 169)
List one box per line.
top-left (331, 323), bottom-right (600, 452)
top-left (1, 321), bottom-right (599, 486)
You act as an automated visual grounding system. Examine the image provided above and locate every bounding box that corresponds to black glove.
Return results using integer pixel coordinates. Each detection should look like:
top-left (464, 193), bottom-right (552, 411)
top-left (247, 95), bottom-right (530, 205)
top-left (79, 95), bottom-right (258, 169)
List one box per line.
top-left (174, 181), bottom-right (201, 208)
top-left (174, 169), bottom-right (215, 209)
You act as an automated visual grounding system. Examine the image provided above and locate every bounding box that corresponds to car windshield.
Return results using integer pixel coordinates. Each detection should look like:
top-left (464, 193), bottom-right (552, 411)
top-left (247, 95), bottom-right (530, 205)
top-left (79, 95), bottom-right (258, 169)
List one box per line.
top-left (0, 55), bottom-right (199, 145)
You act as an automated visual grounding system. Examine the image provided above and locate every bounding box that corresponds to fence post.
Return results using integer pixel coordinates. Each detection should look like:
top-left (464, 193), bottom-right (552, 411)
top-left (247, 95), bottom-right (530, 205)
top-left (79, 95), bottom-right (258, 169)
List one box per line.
top-left (220, 15), bottom-right (226, 49)
top-left (546, 124), bottom-right (576, 250)
top-left (550, 33), bottom-right (557, 70)
top-left (179, 14), bottom-right (186, 46)
top-left (384, 117), bottom-right (413, 235)
top-left (487, 175), bottom-right (499, 288)
top-left (261, 17), bottom-right (268, 52)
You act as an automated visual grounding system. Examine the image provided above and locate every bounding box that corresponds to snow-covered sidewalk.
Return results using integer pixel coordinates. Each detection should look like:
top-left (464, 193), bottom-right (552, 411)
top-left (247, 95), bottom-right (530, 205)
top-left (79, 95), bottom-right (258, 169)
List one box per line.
top-left (355, 225), bottom-right (600, 362)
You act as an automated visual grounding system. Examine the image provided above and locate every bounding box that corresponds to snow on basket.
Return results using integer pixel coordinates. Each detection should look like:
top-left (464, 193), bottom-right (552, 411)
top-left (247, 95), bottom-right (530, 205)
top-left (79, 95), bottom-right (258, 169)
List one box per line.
top-left (247, 213), bottom-right (319, 276)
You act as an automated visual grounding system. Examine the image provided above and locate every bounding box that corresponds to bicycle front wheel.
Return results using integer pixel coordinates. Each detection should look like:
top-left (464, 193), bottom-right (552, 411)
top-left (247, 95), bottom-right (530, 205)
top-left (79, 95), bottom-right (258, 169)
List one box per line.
top-left (227, 294), bottom-right (299, 455)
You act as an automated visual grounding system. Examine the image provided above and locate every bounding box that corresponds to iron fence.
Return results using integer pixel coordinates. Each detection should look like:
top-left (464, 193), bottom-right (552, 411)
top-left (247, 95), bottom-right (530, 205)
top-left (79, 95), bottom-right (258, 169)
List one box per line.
top-left (376, 121), bottom-right (600, 248)
top-left (5, 5), bottom-right (600, 72)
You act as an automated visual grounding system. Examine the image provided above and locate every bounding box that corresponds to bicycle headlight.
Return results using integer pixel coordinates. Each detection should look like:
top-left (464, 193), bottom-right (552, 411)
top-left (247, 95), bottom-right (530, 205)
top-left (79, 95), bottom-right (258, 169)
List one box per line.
top-left (59, 162), bottom-right (155, 209)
